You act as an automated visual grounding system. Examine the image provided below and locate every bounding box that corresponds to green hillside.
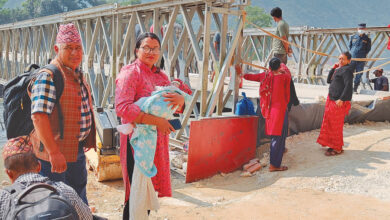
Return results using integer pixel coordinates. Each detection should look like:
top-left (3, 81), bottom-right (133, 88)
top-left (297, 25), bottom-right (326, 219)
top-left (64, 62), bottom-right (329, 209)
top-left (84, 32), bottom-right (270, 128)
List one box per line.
top-left (255, 0), bottom-right (390, 28)
top-left (1, 0), bottom-right (25, 8)
top-left (1, 0), bottom-right (389, 28)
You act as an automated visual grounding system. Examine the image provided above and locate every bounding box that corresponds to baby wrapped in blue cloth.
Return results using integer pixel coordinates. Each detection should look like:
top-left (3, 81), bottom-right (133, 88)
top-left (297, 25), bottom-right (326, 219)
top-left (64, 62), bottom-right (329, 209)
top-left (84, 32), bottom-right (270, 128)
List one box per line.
top-left (125, 85), bottom-right (192, 177)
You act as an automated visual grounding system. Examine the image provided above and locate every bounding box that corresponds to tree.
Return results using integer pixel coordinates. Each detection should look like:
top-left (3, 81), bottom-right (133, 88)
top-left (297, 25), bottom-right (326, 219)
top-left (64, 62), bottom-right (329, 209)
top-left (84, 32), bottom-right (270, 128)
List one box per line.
top-left (0, 0), bottom-right (141, 25)
top-left (0, 8), bottom-right (12, 24)
top-left (122, 0), bottom-right (141, 6)
top-left (40, 0), bottom-right (62, 17)
top-left (106, 0), bottom-right (141, 6)
top-left (0, 0), bottom-right (8, 8)
top-left (58, 0), bottom-right (82, 12)
top-left (245, 6), bottom-right (272, 28)
top-left (21, 0), bottom-right (41, 19)
top-left (87, 0), bottom-right (107, 6)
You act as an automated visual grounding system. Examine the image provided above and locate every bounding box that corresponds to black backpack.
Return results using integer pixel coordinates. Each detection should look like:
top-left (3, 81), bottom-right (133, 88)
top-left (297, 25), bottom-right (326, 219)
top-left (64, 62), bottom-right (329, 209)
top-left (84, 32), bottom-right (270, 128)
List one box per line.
top-left (3, 181), bottom-right (79, 220)
top-left (3, 64), bottom-right (64, 139)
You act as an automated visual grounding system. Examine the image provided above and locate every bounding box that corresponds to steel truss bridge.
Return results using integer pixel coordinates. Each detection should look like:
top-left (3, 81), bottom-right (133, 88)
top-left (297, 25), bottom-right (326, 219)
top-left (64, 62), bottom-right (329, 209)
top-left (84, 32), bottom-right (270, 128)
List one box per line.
top-left (1, 0), bottom-right (389, 147)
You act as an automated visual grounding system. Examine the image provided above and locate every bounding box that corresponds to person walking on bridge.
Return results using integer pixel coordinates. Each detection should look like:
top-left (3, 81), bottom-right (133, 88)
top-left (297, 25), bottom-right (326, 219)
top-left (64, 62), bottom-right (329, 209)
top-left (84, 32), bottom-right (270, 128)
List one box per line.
top-left (349, 23), bottom-right (371, 92)
top-left (29, 23), bottom-right (96, 205)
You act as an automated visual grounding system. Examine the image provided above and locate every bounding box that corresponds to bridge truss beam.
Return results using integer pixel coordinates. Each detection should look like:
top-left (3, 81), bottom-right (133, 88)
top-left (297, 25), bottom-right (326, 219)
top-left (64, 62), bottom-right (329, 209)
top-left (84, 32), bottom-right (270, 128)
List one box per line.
top-left (243, 26), bottom-right (390, 85)
top-left (0, 0), bottom-right (249, 142)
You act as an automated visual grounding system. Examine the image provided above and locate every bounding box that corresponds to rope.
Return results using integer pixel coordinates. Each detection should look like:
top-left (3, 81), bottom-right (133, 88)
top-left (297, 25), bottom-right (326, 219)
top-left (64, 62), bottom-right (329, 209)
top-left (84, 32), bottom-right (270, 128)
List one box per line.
top-left (355, 60), bottom-right (390, 74)
top-left (243, 19), bottom-right (390, 75)
top-left (243, 59), bottom-right (390, 76)
top-left (242, 61), bottom-right (268, 70)
top-left (244, 19), bottom-right (389, 62)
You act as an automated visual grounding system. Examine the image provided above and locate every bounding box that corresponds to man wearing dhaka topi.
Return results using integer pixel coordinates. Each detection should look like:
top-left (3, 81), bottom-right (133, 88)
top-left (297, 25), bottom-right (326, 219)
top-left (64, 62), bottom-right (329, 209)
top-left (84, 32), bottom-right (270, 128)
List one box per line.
top-left (30, 23), bottom-right (96, 204)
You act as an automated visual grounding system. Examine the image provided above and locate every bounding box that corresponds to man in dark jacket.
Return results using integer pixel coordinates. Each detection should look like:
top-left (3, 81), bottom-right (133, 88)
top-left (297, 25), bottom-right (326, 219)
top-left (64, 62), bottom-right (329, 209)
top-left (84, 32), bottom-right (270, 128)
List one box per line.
top-left (349, 23), bottom-right (371, 92)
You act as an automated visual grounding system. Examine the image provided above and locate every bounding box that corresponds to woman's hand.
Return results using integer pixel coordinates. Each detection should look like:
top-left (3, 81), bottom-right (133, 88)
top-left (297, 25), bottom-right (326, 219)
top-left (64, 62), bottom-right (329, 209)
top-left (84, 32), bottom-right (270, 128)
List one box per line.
top-left (136, 113), bottom-right (174, 135)
top-left (155, 118), bottom-right (175, 135)
top-left (163, 92), bottom-right (185, 110)
top-left (235, 64), bottom-right (243, 76)
top-left (335, 99), bottom-right (343, 107)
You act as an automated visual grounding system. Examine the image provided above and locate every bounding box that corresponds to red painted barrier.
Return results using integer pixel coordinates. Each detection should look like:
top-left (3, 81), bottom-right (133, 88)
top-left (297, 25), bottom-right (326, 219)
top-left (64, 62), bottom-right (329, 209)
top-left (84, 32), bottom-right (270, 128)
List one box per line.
top-left (185, 116), bottom-right (258, 183)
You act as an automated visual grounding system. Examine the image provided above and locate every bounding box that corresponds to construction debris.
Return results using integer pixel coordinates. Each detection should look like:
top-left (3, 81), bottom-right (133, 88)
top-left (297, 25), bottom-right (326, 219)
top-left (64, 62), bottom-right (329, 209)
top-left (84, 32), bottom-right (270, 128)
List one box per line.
top-left (241, 157), bottom-right (263, 176)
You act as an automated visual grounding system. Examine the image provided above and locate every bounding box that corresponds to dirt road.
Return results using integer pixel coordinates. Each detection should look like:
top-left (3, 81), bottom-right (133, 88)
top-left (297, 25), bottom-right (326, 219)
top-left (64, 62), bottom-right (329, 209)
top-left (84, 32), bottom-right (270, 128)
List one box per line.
top-left (88, 121), bottom-right (390, 219)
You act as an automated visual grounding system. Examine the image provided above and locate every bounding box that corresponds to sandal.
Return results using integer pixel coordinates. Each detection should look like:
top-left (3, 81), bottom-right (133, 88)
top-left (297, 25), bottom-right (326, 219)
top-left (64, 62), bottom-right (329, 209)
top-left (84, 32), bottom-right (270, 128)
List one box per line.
top-left (269, 165), bottom-right (288, 172)
top-left (325, 148), bottom-right (344, 156)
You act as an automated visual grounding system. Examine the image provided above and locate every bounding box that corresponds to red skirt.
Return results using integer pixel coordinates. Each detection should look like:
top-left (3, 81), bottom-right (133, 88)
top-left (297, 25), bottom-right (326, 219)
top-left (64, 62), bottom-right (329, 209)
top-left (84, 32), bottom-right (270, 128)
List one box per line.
top-left (317, 96), bottom-right (351, 151)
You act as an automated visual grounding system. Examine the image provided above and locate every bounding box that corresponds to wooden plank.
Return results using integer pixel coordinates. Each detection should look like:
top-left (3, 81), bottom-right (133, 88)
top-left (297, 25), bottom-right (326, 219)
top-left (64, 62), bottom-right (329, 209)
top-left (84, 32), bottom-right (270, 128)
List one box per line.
top-left (233, 7), bottom-right (244, 113)
top-left (200, 4), bottom-right (211, 116)
top-left (217, 9), bottom-right (228, 115)
top-left (206, 16), bottom-right (244, 116)
top-left (175, 90), bottom-right (200, 139)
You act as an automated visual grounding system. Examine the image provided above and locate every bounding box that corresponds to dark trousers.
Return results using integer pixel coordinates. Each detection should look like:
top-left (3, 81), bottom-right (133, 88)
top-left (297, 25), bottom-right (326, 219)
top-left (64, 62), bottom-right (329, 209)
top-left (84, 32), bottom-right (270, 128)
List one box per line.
top-left (123, 138), bottom-right (135, 220)
top-left (352, 61), bottom-right (365, 88)
top-left (270, 110), bottom-right (288, 167)
top-left (39, 142), bottom-right (88, 205)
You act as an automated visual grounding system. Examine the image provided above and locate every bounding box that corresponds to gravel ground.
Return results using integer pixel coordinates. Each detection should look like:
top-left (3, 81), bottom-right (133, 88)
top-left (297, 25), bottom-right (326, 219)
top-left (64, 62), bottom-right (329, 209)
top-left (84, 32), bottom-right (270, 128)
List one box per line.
top-left (255, 121), bottom-right (390, 202)
top-left (150, 121), bottom-right (390, 220)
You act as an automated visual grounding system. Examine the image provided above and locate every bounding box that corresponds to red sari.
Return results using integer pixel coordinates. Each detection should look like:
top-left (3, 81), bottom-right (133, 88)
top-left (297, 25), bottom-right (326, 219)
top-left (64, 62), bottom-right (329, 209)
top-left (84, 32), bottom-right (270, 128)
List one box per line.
top-left (317, 96), bottom-right (351, 151)
top-left (115, 59), bottom-right (172, 203)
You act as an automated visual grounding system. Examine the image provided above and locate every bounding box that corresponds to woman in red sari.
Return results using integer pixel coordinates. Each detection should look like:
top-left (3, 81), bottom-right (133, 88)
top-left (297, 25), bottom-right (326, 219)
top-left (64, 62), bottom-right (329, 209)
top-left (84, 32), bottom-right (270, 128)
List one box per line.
top-left (317, 52), bottom-right (354, 156)
top-left (236, 57), bottom-right (291, 172)
top-left (115, 32), bottom-right (185, 219)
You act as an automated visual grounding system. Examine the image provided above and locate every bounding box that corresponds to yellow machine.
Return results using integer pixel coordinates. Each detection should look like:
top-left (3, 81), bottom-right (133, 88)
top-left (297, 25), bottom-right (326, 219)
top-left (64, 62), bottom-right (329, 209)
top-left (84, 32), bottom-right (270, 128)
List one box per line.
top-left (86, 108), bottom-right (122, 182)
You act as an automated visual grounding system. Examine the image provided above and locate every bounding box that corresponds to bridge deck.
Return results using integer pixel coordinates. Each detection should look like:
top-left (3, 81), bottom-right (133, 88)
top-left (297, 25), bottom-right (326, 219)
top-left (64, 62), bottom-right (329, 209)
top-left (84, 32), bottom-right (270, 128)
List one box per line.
top-left (188, 73), bottom-right (390, 109)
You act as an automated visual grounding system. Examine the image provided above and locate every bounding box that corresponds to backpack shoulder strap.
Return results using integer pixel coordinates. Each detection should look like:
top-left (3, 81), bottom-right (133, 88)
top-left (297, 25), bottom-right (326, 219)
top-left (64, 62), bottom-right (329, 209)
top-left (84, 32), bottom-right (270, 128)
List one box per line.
top-left (39, 65), bottom-right (65, 139)
top-left (3, 182), bottom-right (25, 199)
top-left (2, 183), bottom-right (24, 220)
top-left (42, 64), bottom-right (64, 101)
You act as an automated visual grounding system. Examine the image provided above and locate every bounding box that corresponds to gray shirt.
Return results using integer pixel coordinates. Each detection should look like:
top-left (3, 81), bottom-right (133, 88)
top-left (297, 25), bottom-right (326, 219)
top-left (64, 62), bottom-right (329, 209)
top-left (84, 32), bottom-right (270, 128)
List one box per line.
top-left (272, 19), bottom-right (289, 54)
